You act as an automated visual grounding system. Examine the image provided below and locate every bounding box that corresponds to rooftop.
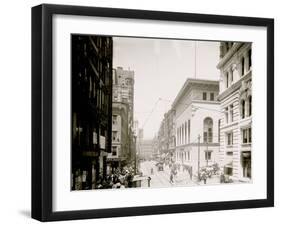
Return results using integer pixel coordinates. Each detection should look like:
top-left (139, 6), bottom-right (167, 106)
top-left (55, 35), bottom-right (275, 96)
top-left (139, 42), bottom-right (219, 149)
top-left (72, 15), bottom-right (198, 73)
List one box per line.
top-left (172, 78), bottom-right (219, 108)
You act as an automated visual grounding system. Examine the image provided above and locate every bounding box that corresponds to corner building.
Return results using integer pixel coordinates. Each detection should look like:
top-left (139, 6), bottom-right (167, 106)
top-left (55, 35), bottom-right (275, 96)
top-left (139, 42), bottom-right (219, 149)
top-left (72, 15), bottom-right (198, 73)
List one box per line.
top-left (217, 42), bottom-right (252, 182)
top-left (172, 78), bottom-right (220, 177)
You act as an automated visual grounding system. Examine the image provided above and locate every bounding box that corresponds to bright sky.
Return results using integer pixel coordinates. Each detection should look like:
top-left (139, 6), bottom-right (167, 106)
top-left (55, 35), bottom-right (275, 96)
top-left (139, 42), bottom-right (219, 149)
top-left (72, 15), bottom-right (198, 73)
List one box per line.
top-left (113, 37), bottom-right (220, 139)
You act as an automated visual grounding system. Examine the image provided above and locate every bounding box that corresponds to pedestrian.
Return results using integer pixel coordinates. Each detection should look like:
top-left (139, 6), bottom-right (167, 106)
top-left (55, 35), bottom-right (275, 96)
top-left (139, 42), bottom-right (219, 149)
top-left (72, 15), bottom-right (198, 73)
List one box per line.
top-left (220, 172), bottom-right (225, 183)
top-left (202, 171), bottom-right (207, 184)
top-left (170, 173), bottom-right (173, 184)
top-left (189, 166), bottom-right (193, 180)
top-left (148, 176), bottom-right (151, 187)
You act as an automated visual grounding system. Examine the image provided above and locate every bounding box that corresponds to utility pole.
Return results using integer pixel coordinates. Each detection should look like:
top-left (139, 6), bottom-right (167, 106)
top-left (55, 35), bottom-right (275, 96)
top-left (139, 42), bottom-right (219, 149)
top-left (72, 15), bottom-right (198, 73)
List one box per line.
top-left (194, 41), bottom-right (197, 79)
top-left (206, 134), bottom-right (209, 167)
top-left (197, 134), bottom-right (201, 182)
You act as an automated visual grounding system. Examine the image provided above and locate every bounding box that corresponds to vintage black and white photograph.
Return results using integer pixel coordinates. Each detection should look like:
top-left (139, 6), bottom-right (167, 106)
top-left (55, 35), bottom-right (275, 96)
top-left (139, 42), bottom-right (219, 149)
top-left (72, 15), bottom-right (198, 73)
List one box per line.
top-left (71, 35), bottom-right (252, 191)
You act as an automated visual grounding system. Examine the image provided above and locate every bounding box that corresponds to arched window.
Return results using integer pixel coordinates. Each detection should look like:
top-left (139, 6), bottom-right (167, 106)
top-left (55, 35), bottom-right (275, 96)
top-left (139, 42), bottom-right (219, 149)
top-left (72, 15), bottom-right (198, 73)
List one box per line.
top-left (203, 117), bottom-right (213, 143)
top-left (248, 96), bottom-right (252, 116)
top-left (241, 100), bottom-right (246, 119)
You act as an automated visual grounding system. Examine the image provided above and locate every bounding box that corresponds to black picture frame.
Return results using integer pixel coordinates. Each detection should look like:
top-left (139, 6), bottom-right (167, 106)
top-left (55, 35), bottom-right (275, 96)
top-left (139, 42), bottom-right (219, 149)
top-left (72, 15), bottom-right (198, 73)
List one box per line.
top-left (32, 3), bottom-right (274, 222)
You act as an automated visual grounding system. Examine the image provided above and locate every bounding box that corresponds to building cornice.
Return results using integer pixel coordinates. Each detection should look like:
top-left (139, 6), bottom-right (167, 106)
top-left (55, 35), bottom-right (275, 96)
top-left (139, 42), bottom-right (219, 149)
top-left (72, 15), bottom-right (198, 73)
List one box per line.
top-left (192, 100), bottom-right (220, 105)
top-left (172, 78), bottom-right (219, 108)
top-left (220, 122), bottom-right (239, 131)
top-left (176, 143), bottom-right (220, 148)
top-left (217, 70), bottom-right (252, 101)
top-left (217, 43), bottom-right (243, 69)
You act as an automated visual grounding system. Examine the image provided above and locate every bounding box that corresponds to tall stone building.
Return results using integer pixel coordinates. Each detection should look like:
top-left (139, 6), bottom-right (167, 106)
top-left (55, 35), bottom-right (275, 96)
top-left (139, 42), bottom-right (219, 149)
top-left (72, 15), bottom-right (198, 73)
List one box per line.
top-left (165, 109), bottom-right (176, 161)
top-left (71, 35), bottom-right (113, 190)
top-left (156, 109), bottom-right (176, 162)
top-left (172, 78), bottom-right (220, 176)
top-left (217, 42), bottom-right (252, 182)
top-left (112, 67), bottom-right (135, 128)
top-left (107, 102), bottom-right (129, 171)
top-left (138, 139), bottom-right (154, 160)
top-left (110, 67), bottom-right (136, 168)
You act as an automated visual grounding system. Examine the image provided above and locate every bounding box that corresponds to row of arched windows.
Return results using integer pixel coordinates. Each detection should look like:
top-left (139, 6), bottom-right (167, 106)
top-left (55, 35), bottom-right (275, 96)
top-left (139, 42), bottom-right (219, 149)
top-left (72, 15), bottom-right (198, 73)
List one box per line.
top-left (176, 120), bottom-right (190, 145)
top-left (176, 117), bottom-right (214, 146)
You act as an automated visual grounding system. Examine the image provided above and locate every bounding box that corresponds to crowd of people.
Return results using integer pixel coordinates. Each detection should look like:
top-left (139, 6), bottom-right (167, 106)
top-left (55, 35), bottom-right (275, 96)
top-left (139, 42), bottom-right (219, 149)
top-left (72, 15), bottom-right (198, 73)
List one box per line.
top-left (95, 165), bottom-right (136, 189)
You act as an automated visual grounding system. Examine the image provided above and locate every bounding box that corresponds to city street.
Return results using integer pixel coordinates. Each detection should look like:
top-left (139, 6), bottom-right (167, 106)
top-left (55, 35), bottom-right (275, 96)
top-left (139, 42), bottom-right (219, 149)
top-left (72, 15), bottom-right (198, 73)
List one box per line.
top-left (139, 160), bottom-right (221, 188)
top-left (139, 160), bottom-right (196, 188)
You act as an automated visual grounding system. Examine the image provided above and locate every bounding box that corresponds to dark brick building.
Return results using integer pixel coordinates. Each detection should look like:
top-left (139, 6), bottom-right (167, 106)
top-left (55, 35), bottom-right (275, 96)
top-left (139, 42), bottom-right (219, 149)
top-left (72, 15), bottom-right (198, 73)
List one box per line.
top-left (71, 35), bottom-right (113, 190)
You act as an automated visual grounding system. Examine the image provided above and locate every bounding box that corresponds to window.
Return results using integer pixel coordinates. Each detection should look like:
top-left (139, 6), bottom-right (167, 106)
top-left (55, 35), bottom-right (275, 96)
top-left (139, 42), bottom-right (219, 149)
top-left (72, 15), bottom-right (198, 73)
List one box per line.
top-left (112, 115), bottom-right (117, 125)
top-left (248, 49), bottom-right (252, 69)
top-left (248, 96), bottom-right (252, 116)
top-left (203, 92), bottom-right (207, 100)
top-left (218, 119), bottom-right (221, 143)
top-left (249, 127), bottom-right (252, 143)
top-left (179, 127), bottom-right (181, 145)
top-left (203, 117), bottom-right (213, 143)
top-left (177, 128), bottom-right (179, 145)
top-left (225, 107), bottom-right (229, 124)
top-left (230, 104), bottom-right (234, 122)
top-left (242, 128), bottom-right (252, 144)
top-left (89, 76), bottom-right (92, 98)
top-left (227, 132), bottom-right (233, 146)
top-left (225, 167), bottom-right (233, 176)
top-left (242, 152), bottom-right (251, 178)
top-left (241, 100), bottom-right (246, 119)
top-left (208, 128), bottom-right (212, 143)
top-left (178, 127), bottom-right (181, 145)
top-left (226, 72), bottom-right (229, 88)
top-left (112, 146), bottom-right (117, 156)
top-left (188, 120), bottom-right (191, 143)
top-left (241, 57), bottom-right (245, 76)
top-left (185, 122), bottom-right (187, 144)
top-left (225, 42), bottom-right (229, 51)
top-left (242, 129), bottom-right (247, 143)
top-left (210, 93), bottom-right (214, 101)
top-left (205, 151), bottom-right (212, 161)
top-left (182, 125), bottom-right (184, 145)
top-left (230, 67), bottom-right (234, 84)
top-left (203, 131), bottom-right (208, 143)
top-left (176, 128), bottom-right (178, 145)
top-left (187, 151), bottom-right (190, 161)
top-left (112, 131), bottom-right (118, 142)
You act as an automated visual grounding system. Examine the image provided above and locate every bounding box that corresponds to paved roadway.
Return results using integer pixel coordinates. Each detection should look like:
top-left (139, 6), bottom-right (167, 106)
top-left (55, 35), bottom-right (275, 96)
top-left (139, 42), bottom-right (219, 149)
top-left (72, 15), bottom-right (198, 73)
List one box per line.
top-left (139, 160), bottom-right (196, 188)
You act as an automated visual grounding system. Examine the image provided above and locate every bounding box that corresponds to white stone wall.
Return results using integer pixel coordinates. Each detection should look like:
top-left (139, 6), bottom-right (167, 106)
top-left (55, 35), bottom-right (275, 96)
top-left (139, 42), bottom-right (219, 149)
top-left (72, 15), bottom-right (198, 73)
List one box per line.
top-left (174, 82), bottom-right (221, 175)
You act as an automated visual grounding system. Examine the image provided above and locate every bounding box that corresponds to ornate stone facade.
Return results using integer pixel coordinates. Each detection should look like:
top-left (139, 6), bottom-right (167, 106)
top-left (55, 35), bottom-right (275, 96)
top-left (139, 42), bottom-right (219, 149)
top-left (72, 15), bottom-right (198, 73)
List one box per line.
top-left (217, 42), bottom-right (252, 182)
